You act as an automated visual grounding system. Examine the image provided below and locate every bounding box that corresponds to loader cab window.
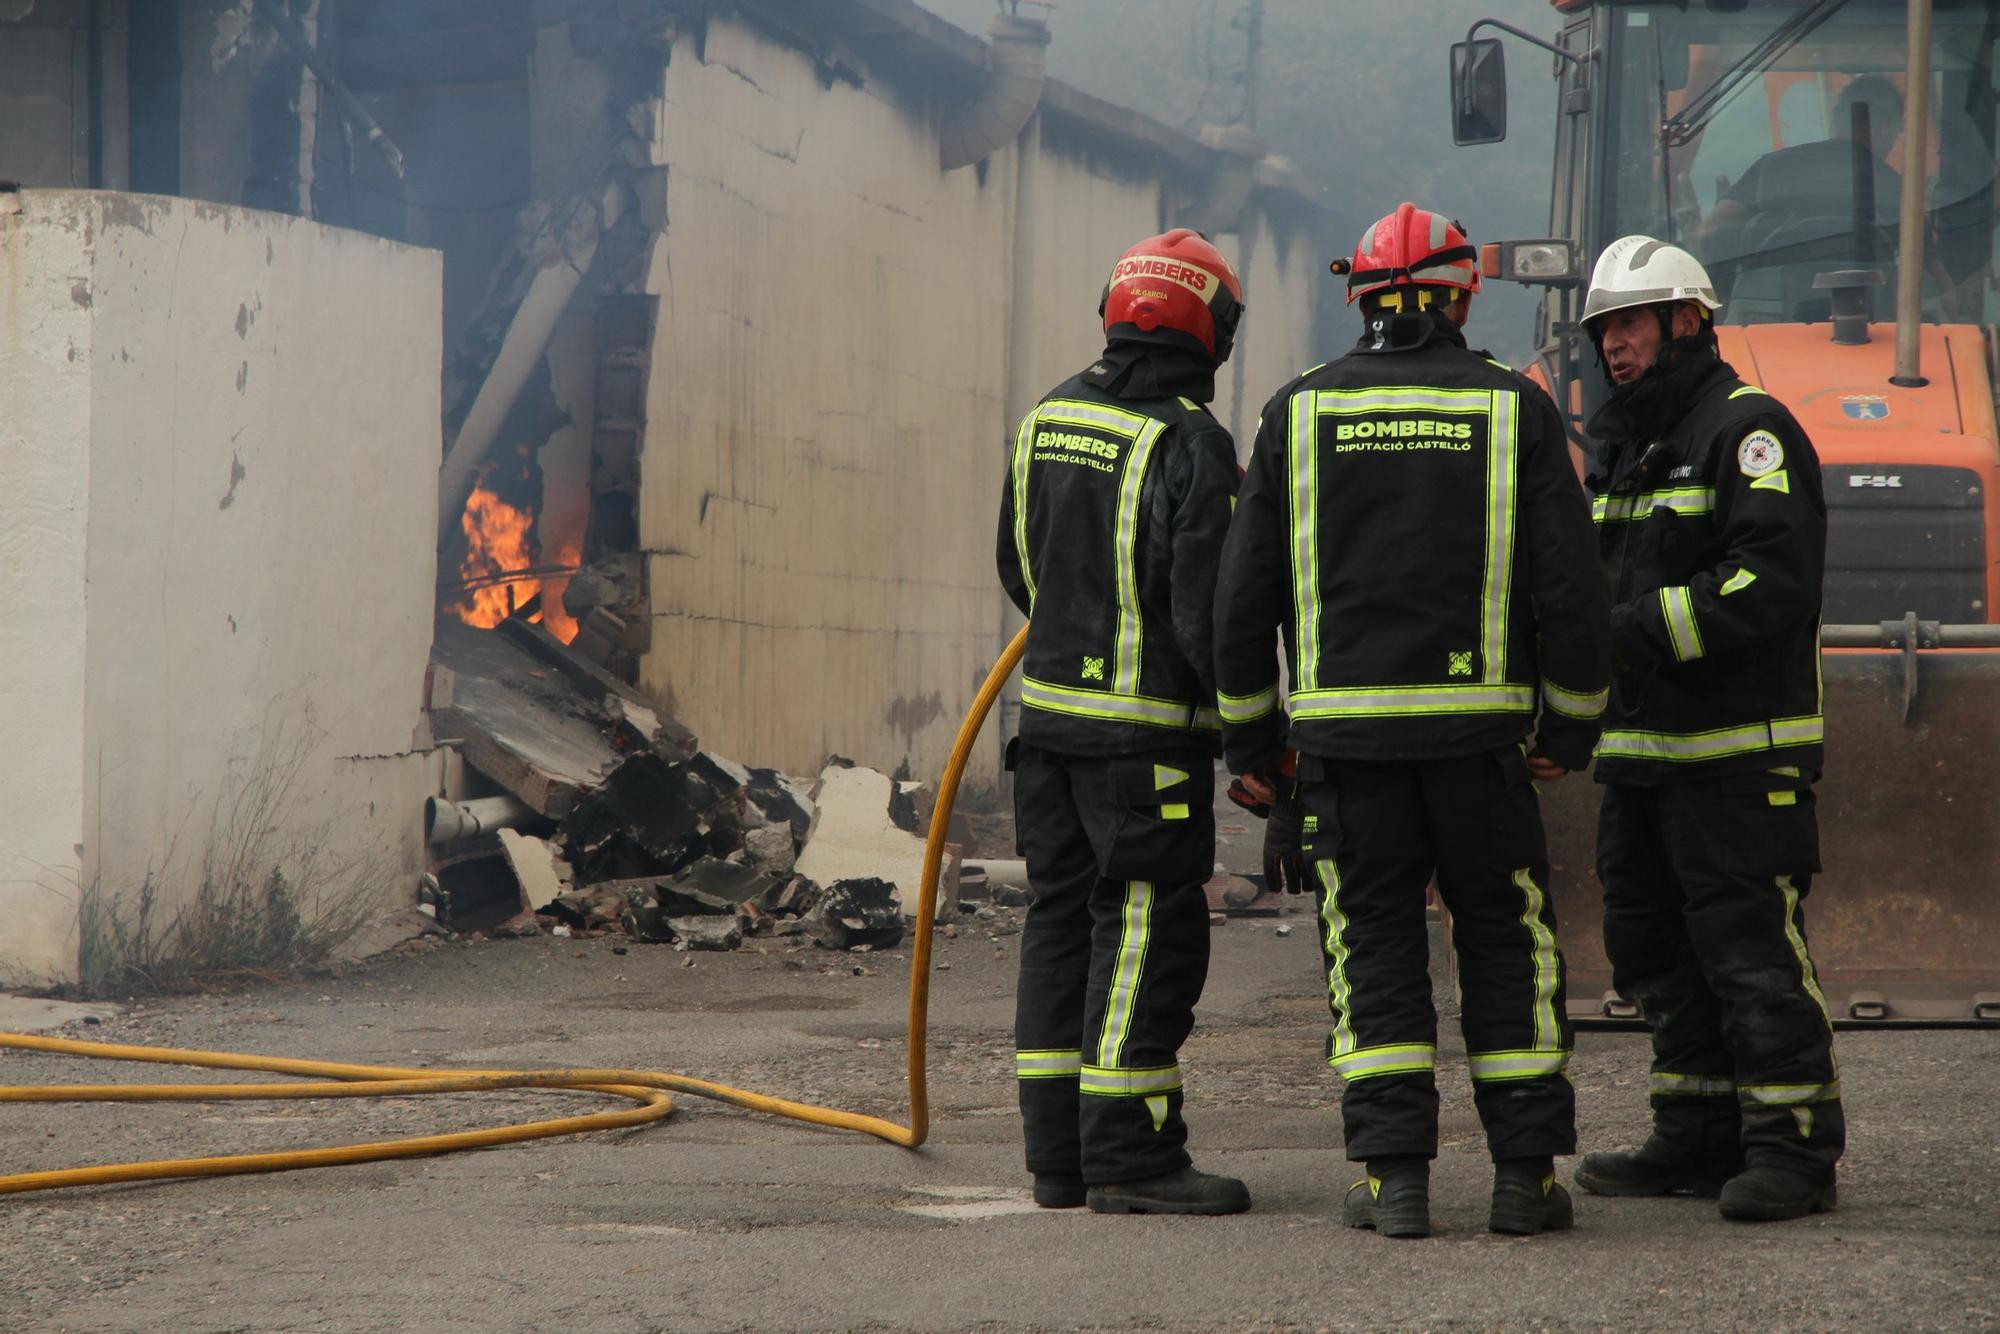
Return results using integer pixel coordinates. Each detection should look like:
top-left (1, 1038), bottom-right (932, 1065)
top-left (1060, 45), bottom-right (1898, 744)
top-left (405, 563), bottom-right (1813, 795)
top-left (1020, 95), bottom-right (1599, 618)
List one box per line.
top-left (1602, 0), bottom-right (2000, 327)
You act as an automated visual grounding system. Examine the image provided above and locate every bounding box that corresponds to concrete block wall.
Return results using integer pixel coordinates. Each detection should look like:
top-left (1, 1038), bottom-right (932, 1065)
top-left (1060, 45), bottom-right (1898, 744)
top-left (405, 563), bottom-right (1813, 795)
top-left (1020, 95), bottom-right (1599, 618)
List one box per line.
top-left (0, 191), bottom-right (444, 985)
top-left (637, 10), bottom-right (1329, 785)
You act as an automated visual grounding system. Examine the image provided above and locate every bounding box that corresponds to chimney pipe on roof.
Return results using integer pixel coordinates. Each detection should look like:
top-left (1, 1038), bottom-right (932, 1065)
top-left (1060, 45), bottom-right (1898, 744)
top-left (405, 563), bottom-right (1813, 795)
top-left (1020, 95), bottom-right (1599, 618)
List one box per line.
top-left (940, 13), bottom-right (1049, 171)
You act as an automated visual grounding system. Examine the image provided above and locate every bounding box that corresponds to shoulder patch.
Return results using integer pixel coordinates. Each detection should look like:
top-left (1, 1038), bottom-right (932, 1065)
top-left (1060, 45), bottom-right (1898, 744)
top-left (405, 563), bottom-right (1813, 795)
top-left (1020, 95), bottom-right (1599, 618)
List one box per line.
top-left (1737, 430), bottom-right (1784, 478)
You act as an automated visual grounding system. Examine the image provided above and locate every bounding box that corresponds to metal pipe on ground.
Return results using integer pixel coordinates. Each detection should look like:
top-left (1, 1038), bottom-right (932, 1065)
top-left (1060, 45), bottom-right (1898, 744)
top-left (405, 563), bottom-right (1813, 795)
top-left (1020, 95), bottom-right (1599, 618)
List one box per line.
top-left (425, 795), bottom-right (534, 844)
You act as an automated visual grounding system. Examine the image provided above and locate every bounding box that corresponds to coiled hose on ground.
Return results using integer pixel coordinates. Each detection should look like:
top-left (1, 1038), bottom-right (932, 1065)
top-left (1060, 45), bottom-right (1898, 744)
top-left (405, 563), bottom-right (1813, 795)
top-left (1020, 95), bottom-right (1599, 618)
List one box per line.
top-left (0, 627), bottom-right (1029, 1196)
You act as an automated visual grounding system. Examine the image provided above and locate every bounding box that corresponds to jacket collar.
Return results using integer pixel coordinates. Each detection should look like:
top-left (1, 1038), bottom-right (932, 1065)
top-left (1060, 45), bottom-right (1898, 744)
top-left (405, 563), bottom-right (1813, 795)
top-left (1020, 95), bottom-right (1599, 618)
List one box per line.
top-left (1349, 307), bottom-right (1469, 356)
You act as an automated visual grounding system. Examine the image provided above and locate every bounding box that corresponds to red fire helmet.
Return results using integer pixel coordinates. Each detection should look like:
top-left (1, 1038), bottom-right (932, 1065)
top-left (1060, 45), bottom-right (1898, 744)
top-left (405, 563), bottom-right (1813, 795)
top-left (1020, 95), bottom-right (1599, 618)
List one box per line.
top-left (1100, 228), bottom-right (1245, 360)
top-left (1341, 203), bottom-right (1480, 305)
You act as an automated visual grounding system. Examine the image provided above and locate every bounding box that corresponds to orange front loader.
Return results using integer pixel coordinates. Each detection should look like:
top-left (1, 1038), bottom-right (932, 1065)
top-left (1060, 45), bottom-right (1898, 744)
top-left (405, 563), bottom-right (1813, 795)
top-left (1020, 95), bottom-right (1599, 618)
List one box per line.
top-left (1453, 0), bottom-right (2000, 1023)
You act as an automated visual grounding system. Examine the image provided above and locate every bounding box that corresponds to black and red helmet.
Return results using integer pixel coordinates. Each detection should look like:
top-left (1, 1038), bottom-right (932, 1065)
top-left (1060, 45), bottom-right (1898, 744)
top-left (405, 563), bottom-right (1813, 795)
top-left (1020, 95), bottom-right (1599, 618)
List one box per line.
top-left (1339, 203), bottom-right (1480, 305)
top-left (1101, 228), bottom-right (1245, 362)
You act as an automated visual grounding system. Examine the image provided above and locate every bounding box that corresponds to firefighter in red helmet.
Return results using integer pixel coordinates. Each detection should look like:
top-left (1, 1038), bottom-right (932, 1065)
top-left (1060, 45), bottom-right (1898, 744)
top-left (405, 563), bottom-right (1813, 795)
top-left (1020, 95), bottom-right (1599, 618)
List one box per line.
top-left (996, 228), bottom-right (1250, 1214)
top-left (1214, 203), bottom-right (1611, 1237)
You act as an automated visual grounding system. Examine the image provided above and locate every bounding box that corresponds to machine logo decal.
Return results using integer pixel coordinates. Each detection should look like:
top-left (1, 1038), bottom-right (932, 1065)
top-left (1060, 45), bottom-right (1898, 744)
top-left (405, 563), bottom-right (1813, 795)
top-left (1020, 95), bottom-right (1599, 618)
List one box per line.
top-left (1737, 431), bottom-right (1784, 477)
top-left (1840, 395), bottom-right (1890, 421)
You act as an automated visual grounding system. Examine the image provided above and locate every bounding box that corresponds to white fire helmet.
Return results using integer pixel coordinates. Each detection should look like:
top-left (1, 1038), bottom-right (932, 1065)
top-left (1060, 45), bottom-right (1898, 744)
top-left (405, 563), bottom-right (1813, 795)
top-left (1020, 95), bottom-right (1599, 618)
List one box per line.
top-left (1581, 235), bottom-right (1724, 330)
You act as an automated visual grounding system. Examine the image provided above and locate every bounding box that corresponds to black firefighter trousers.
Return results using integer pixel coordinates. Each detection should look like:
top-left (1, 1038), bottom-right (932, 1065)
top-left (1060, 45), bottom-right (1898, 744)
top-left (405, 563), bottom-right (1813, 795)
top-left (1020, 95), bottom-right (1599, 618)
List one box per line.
top-left (1296, 747), bottom-right (1576, 1164)
top-left (1597, 776), bottom-right (1844, 1177)
top-left (1010, 740), bottom-right (1214, 1185)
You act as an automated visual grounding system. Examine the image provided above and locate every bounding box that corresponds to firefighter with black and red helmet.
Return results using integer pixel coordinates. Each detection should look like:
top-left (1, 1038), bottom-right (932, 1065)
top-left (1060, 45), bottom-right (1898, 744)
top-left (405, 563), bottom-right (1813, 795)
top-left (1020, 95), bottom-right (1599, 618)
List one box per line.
top-left (1214, 204), bottom-right (1612, 1238)
top-left (995, 228), bottom-right (1250, 1215)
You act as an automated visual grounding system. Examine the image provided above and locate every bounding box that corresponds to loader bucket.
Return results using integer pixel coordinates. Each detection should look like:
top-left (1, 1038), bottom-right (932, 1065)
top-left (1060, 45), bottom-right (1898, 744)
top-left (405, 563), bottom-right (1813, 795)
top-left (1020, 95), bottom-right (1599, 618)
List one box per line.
top-left (1544, 641), bottom-right (2000, 1026)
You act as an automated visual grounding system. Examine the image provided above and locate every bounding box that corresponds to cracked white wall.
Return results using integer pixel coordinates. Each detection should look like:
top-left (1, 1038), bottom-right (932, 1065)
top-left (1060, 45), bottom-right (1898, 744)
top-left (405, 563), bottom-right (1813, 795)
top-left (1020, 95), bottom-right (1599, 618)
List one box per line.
top-left (640, 15), bottom-right (1322, 783)
top-left (0, 192), bottom-right (444, 985)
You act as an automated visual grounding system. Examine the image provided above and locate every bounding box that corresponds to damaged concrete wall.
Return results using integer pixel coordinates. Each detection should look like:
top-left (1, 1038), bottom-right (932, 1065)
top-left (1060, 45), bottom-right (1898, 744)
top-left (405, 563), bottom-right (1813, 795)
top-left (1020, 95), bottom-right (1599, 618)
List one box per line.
top-left (637, 9), bottom-right (1326, 783)
top-left (0, 190), bottom-right (444, 986)
top-left (641, 14), bottom-right (1016, 781)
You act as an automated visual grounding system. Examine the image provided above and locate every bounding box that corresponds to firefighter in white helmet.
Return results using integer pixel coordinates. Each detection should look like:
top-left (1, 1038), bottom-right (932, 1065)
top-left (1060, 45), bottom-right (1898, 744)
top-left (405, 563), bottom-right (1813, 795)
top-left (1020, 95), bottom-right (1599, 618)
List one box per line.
top-left (1575, 236), bottom-right (1842, 1223)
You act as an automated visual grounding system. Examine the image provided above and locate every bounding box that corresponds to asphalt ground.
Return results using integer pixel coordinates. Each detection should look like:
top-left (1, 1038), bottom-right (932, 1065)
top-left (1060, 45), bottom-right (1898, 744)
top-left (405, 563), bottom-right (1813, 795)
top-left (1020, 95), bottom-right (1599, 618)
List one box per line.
top-left (1, 905), bottom-right (1995, 1334)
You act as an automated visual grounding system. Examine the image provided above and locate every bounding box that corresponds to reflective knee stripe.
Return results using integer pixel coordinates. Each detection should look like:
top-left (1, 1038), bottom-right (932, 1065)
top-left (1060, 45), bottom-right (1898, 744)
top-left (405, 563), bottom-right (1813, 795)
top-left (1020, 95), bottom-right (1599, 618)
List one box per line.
top-left (1591, 487), bottom-right (1715, 523)
top-left (1778, 874), bottom-right (1833, 1029)
top-left (1316, 859), bottom-right (1357, 1060)
top-left (1740, 1079), bottom-right (1842, 1106)
top-left (1079, 1063), bottom-right (1182, 1097)
top-left (1218, 681), bottom-right (1280, 724)
top-left (1481, 388), bottom-right (1519, 684)
top-left (1095, 880), bottom-right (1154, 1069)
top-left (1020, 677), bottom-right (1220, 732)
top-left (1288, 683), bottom-right (1535, 719)
top-left (1015, 1049), bottom-right (1082, 1079)
top-left (1111, 419), bottom-right (1167, 696)
top-left (1009, 413), bottom-right (1038, 606)
top-left (1660, 586), bottom-right (1704, 662)
top-left (1468, 1049), bottom-right (1570, 1081)
top-left (1651, 1071), bottom-right (1736, 1098)
top-left (1597, 715), bottom-right (1824, 763)
top-left (1514, 868), bottom-right (1562, 1053)
top-left (1330, 1043), bottom-right (1437, 1081)
top-left (1541, 676), bottom-right (1608, 721)
top-left (1288, 390), bottom-right (1323, 692)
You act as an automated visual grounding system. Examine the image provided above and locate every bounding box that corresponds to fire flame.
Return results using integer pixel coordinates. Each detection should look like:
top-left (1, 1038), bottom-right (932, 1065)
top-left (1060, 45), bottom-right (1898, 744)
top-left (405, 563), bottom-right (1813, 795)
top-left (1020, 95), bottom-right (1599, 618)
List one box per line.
top-left (451, 482), bottom-right (580, 643)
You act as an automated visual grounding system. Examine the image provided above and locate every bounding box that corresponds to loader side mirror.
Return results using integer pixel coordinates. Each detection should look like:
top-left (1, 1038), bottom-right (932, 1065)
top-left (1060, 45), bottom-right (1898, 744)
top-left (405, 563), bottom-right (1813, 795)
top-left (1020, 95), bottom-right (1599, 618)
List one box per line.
top-left (1452, 38), bottom-right (1508, 146)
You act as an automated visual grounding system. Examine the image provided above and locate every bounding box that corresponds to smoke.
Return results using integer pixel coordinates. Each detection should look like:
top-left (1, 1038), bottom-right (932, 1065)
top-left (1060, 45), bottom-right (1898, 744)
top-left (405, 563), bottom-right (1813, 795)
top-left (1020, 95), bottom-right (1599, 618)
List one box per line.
top-left (925, 0), bottom-right (1562, 363)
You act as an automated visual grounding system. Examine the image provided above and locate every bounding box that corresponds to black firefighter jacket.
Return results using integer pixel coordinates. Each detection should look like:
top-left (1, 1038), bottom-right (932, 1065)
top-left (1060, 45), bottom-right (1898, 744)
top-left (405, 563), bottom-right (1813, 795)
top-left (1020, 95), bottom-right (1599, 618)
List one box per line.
top-left (996, 359), bottom-right (1239, 757)
top-left (1587, 349), bottom-right (1828, 785)
top-left (1214, 312), bottom-right (1612, 772)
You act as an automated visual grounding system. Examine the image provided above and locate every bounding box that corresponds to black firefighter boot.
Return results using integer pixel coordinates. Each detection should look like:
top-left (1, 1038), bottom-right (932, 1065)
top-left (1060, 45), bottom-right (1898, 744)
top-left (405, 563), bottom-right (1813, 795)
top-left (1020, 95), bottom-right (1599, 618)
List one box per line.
top-left (1576, 1106), bottom-right (1743, 1199)
top-left (1719, 1103), bottom-right (1841, 1222)
top-left (1086, 1165), bottom-right (1251, 1216)
top-left (1489, 1157), bottom-right (1575, 1235)
top-left (1342, 1157), bottom-right (1430, 1239)
top-left (1031, 1172), bottom-right (1086, 1209)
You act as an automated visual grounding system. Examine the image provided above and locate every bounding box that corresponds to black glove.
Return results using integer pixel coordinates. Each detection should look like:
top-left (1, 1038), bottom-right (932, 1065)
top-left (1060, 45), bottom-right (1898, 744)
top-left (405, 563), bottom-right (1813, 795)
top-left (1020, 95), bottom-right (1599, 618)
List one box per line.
top-left (1262, 783), bottom-right (1307, 895)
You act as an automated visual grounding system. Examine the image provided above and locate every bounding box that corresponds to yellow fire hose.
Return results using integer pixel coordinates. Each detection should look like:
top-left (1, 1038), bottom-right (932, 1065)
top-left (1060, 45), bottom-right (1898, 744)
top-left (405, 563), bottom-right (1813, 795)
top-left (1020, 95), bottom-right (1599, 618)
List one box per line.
top-left (0, 628), bottom-right (1029, 1196)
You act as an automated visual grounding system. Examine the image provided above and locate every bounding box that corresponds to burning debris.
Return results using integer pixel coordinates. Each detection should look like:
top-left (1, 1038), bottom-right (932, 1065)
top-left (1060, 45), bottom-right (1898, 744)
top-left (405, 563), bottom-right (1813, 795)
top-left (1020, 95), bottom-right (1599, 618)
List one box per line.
top-left (426, 618), bottom-right (922, 953)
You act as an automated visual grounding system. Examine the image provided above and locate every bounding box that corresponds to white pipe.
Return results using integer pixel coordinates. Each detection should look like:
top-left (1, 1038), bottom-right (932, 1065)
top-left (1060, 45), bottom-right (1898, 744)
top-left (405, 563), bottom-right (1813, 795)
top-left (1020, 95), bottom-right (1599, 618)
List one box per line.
top-left (940, 15), bottom-right (1049, 171)
top-left (425, 795), bottom-right (533, 844)
top-left (1892, 0), bottom-right (1933, 387)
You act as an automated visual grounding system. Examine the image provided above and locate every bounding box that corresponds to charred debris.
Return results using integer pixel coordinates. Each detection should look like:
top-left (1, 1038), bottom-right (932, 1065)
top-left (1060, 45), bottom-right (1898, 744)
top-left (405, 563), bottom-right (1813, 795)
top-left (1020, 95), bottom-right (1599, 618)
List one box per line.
top-left (422, 616), bottom-right (1029, 954)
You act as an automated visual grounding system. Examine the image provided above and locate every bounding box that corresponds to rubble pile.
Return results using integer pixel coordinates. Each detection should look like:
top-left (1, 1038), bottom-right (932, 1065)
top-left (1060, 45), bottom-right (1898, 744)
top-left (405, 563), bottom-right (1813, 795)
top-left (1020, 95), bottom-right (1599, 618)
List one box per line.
top-left (426, 618), bottom-right (918, 952)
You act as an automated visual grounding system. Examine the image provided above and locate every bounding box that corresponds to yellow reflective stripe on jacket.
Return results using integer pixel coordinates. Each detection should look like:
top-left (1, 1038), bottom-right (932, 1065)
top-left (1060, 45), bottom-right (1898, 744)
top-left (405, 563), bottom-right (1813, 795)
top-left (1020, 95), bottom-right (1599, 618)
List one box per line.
top-left (1729, 384), bottom-right (1770, 400)
top-left (1329, 1043), bottom-right (1437, 1081)
top-left (1720, 567), bottom-right (1758, 596)
top-left (1289, 683), bottom-right (1535, 718)
top-left (1660, 585), bottom-right (1704, 662)
top-left (1217, 682), bottom-right (1280, 724)
top-left (1651, 1071), bottom-right (1736, 1098)
top-left (1540, 677), bottom-right (1608, 720)
top-left (1010, 413), bottom-right (1038, 605)
top-left (1464, 1056), bottom-right (1568, 1088)
top-left (1112, 418), bottom-right (1167, 696)
top-left (1095, 880), bottom-right (1154, 1070)
top-left (1015, 1049), bottom-right (1083, 1079)
top-left (1597, 714), bottom-right (1823, 762)
top-left (1591, 487), bottom-right (1716, 523)
top-left (1079, 1063), bottom-right (1183, 1097)
top-left (1035, 398), bottom-right (1153, 436)
top-left (1288, 390), bottom-right (1324, 692)
top-left (1020, 677), bottom-right (1220, 731)
top-left (1740, 1079), bottom-right (1842, 1106)
top-left (1481, 388), bottom-right (1520, 684)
